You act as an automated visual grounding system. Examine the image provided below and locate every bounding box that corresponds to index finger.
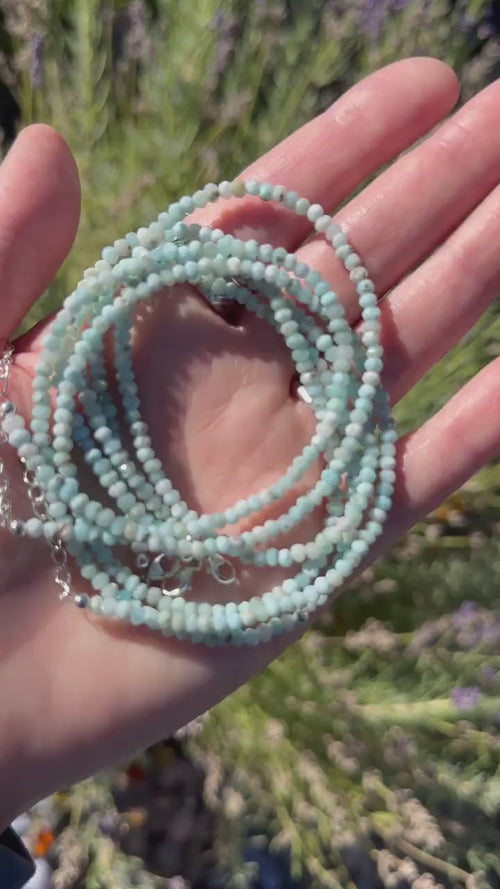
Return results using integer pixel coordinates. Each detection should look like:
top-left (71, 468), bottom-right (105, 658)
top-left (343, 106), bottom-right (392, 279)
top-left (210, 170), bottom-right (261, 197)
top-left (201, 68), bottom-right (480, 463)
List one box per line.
top-left (190, 57), bottom-right (459, 251)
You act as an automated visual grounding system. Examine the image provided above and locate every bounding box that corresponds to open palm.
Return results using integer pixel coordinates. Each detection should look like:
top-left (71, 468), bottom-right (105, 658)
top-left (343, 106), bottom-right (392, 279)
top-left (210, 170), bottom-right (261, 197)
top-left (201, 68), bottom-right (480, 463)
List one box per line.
top-left (1, 57), bottom-right (500, 826)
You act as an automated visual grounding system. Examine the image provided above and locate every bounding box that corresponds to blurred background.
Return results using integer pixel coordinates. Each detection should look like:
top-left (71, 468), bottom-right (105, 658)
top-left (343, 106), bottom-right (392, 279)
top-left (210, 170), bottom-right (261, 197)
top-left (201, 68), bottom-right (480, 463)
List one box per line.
top-left (2, 1), bottom-right (500, 887)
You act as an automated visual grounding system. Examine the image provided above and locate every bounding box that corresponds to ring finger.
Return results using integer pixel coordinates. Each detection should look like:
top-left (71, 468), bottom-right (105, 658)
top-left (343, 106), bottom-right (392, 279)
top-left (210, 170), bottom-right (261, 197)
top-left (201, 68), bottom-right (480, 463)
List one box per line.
top-left (298, 77), bottom-right (500, 324)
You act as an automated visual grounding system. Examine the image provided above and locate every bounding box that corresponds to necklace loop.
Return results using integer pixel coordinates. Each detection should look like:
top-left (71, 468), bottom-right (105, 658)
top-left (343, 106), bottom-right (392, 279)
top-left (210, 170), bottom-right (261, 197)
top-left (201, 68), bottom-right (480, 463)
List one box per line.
top-left (0, 180), bottom-right (396, 645)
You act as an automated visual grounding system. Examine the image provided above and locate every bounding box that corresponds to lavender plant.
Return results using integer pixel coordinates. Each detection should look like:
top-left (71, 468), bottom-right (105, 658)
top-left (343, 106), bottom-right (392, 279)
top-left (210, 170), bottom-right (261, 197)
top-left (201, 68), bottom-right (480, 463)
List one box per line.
top-left (1, 1), bottom-right (500, 887)
top-left (2, 0), bottom-right (497, 324)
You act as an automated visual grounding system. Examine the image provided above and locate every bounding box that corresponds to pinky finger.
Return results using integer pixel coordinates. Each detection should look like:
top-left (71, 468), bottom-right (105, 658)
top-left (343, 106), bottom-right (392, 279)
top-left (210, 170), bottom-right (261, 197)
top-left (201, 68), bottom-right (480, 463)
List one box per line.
top-left (386, 358), bottom-right (500, 546)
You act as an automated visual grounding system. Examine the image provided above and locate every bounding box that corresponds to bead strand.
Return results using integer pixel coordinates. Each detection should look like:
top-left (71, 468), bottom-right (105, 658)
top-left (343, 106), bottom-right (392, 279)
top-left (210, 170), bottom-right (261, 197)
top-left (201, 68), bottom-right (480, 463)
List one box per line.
top-left (0, 180), bottom-right (396, 646)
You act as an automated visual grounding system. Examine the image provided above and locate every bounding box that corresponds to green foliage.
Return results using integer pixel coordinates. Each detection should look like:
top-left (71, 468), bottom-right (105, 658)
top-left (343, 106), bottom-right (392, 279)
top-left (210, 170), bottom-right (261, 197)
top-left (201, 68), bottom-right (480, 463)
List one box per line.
top-left (2, 0), bottom-right (500, 885)
top-left (192, 531), bottom-right (500, 888)
top-left (2, 0), bottom-right (497, 324)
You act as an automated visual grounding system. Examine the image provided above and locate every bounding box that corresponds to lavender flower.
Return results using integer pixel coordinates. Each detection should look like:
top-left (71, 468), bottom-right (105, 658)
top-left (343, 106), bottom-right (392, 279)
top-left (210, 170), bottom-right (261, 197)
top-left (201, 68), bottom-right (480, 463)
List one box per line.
top-left (359, 0), bottom-right (410, 39)
top-left (115, 0), bottom-right (151, 68)
top-left (97, 812), bottom-right (119, 836)
top-left (29, 33), bottom-right (43, 89)
top-left (460, 11), bottom-right (480, 31)
top-left (449, 603), bottom-right (500, 651)
top-left (208, 11), bottom-right (239, 83)
top-left (451, 599), bottom-right (477, 625)
top-left (451, 685), bottom-right (482, 710)
top-left (360, 0), bottom-right (391, 39)
top-left (210, 10), bottom-right (225, 29)
top-left (479, 665), bottom-right (499, 686)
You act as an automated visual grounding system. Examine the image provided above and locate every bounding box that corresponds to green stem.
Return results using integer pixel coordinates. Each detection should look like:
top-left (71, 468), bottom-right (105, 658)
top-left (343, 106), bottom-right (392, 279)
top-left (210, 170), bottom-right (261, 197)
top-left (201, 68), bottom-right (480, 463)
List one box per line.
top-left (356, 696), bottom-right (500, 727)
top-left (390, 834), bottom-right (470, 884)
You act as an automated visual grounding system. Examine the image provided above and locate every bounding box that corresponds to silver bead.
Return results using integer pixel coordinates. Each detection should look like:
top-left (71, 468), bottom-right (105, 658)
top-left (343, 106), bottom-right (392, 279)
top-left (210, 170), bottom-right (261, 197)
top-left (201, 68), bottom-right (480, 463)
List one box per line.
top-left (9, 519), bottom-right (25, 535)
top-left (74, 593), bottom-right (90, 609)
top-left (0, 401), bottom-right (15, 418)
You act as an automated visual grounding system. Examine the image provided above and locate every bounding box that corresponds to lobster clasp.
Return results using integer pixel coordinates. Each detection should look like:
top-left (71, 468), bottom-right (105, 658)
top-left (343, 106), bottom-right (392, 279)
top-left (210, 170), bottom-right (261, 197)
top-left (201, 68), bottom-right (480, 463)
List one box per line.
top-left (134, 548), bottom-right (237, 598)
top-left (209, 554), bottom-right (236, 585)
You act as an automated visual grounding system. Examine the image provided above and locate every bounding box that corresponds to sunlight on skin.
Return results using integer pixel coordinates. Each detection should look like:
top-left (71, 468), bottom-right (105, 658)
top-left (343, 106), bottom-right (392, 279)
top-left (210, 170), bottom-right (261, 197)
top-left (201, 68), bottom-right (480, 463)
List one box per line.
top-left (1, 57), bottom-right (500, 825)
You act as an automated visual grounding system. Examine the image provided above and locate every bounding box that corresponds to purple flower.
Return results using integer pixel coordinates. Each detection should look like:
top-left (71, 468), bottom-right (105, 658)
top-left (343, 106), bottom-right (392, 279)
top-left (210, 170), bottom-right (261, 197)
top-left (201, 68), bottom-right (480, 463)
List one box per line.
top-left (98, 812), bottom-right (119, 836)
top-left (120, 0), bottom-right (150, 66)
top-left (361, 0), bottom-right (389, 39)
top-left (211, 9), bottom-right (224, 29)
top-left (451, 686), bottom-right (482, 710)
top-left (210, 9), bottom-right (238, 37)
top-left (359, 0), bottom-right (410, 39)
top-left (452, 600), bottom-right (477, 625)
top-left (29, 34), bottom-right (43, 89)
top-left (479, 666), bottom-right (498, 686)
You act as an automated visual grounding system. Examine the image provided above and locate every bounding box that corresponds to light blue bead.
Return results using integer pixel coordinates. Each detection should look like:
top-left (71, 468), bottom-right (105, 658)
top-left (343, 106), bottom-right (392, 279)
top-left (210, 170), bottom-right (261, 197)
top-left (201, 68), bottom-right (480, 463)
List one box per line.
top-left (90, 595), bottom-right (103, 614)
top-left (115, 600), bottom-right (131, 620)
top-left (362, 306), bottom-right (381, 321)
top-left (74, 519), bottom-right (90, 542)
top-left (144, 606), bottom-right (160, 629)
top-left (259, 183), bottom-right (273, 200)
top-left (90, 571), bottom-right (109, 590)
top-left (278, 549), bottom-right (293, 568)
top-left (376, 494), bottom-right (392, 511)
top-left (8, 428), bottom-right (30, 448)
top-left (225, 607), bottom-right (242, 631)
top-left (101, 582), bottom-right (119, 599)
top-left (130, 603), bottom-right (145, 625)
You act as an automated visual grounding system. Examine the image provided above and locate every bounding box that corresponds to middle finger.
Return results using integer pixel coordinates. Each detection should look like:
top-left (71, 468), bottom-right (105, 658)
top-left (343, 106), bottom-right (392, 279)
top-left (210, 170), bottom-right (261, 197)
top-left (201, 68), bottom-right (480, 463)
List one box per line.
top-left (299, 78), bottom-right (500, 324)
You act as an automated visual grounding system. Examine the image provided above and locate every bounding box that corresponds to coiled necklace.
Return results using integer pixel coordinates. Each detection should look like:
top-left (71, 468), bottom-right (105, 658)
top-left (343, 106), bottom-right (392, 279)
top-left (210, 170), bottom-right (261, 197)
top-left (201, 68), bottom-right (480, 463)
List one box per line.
top-left (0, 179), bottom-right (396, 646)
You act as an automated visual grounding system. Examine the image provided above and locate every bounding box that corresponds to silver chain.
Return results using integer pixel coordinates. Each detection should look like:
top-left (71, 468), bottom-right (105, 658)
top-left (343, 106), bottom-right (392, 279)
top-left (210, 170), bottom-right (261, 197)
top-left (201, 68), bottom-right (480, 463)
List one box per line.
top-left (0, 344), bottom-right (72, 600)
top-left (0, 345), bottom-right (14, 529)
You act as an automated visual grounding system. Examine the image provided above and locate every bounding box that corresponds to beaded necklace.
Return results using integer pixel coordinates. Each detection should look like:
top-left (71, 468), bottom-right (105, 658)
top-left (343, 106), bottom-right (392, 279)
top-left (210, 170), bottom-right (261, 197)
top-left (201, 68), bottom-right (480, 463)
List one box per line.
top-left (0, 180), bottom-right (396, 646)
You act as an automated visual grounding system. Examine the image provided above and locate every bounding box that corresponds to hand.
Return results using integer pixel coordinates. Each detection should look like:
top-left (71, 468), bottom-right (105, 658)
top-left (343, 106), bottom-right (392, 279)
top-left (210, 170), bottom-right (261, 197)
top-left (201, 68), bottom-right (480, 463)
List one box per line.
top-left (1, 57), bottom-right (499, 826)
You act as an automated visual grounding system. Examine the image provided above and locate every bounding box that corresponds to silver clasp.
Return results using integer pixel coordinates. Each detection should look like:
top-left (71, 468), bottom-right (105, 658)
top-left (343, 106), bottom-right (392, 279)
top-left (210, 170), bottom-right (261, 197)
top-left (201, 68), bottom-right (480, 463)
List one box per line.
top-left (135, 549), bottom-right (237, 597)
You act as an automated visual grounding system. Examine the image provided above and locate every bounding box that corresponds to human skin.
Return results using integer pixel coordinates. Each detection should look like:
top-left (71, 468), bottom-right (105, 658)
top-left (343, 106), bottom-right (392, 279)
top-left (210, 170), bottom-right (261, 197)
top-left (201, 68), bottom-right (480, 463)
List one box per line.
top-left (1, 56), bottom-right (500, 828)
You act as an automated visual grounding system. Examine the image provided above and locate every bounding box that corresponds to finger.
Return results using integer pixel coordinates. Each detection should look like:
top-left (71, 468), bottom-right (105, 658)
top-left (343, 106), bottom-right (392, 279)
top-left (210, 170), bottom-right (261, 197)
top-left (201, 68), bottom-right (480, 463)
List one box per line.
top-left (377, 184), bottom-right (500, 404)
top-left (190, 58), bottom-right (458, 249)
top-left (0, 124), bottom-right (80, 347)
top-left (387, 357), bottom-right (500, 544)
top-left (300, 77), bottom-right (500, 322)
